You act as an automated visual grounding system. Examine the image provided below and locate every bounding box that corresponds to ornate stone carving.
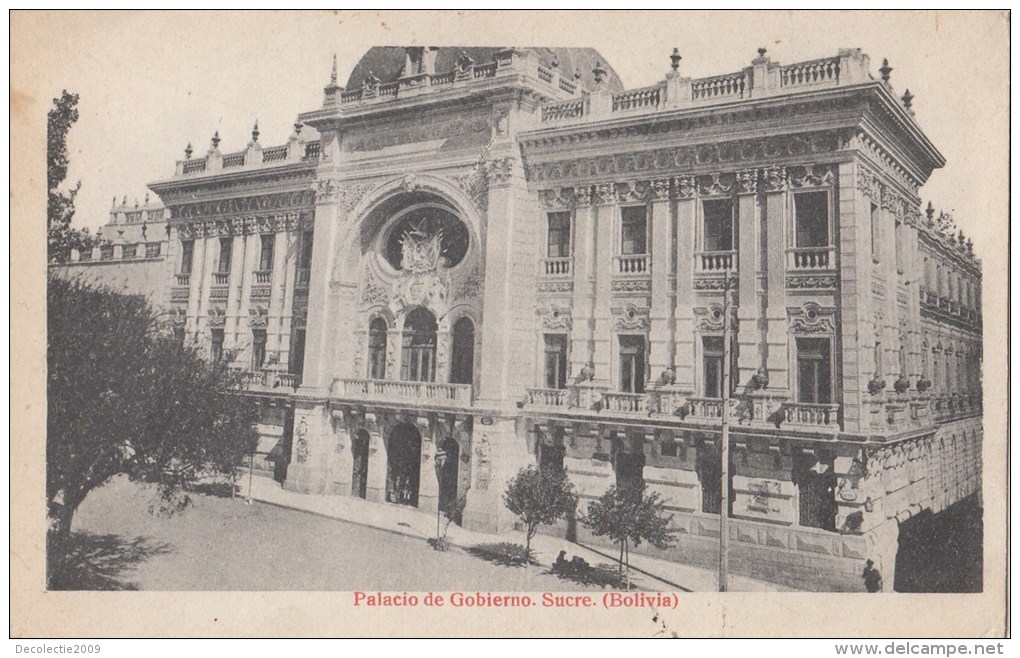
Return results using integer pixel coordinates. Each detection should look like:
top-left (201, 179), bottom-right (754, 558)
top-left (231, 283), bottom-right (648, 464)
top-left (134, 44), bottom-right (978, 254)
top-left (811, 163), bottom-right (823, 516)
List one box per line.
top-left (486, 158), bottom-right (515, 185)
top-left (455, 167), bottom-right (489, 212)
top-left (172, 190), bottom-right (316, 220)
top-left (248, 305), bottom-right (269, 328)
top-left (536, 280), bottom-right (574, 294)
top-left (698, 172), bottom-right (734, 197)
top-left (786, 274), bottom-right (838, 290)
top-left (856, 167), bottom-right (882, 201)
top-left (573, 184), bottom-right (592, 206)
top-left (158, 170), bottom-right (315, 206)
top-left (453, 266), bottom-right (482, 302)
top-left (694, 304), bottom-right (727, 333)
top-left (400, 173), bottom-right (420, 193)
top-left (735, 169), bottom-right (758, 195)
top-left (694, 276), bottom-right (739, 291)
top-left (536, 304), bottom-right (572, 331)
top-left (539, 187), bottom-right (575, 210)
top-left (790, 164), bottom-right (836, 188)
top-left (315, 178), bottom-right (343, 202)
top-left (674, 174), bottom-right (696, 199)
top-left (249, 284), bottom-right (272, 301)
top-left (650, 178), bottom-right (671, 202)
top-left (361, 268), bottom-right (389, 307)
top-left (168, 306), bottom-right (187, 326)
top-left (594, 182), bottom-right (616, 205)
top-left (207, 307), bottom-right (226, 327)
top-left (340, 183), bottom-right (377, 217)
top-left (611, 304), bottom-right (650, 331)
top-left (762, 165), bottom-right (788, 192)
top-left (611, 279), bottom-right (652, 293)
top-left (292, 300), bottom-right (308, 327)
top-left (615, 180), bottom-right (650, 203)
top-left (788, 302), bottom-right (836, 334)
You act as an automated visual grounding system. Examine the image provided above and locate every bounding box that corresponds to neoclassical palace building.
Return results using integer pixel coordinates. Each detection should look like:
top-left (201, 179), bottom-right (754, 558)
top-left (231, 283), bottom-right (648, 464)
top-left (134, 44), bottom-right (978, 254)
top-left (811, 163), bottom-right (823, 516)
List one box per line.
top-left (60, 46), bottom-right (983, 591)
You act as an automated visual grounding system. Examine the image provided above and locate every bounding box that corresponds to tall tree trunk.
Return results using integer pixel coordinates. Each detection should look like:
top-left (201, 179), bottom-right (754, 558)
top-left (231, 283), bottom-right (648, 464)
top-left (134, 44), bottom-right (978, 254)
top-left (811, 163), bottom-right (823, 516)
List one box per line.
top-left (624, 539), bottom-right (630, 590)
top-left (619, 539), bottom-right (625, 576)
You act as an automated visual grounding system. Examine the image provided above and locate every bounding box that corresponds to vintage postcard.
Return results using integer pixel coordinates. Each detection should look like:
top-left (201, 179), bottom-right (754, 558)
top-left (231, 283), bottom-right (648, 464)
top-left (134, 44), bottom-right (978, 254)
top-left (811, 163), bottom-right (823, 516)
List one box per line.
top-left (11, 10), bottom-right (1009, 638)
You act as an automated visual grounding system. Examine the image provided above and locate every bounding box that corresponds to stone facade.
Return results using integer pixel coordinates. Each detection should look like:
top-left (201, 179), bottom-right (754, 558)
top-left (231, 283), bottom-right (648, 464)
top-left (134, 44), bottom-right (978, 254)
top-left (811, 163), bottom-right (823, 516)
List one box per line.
top-left (61, 46), bottom-right (983, 591)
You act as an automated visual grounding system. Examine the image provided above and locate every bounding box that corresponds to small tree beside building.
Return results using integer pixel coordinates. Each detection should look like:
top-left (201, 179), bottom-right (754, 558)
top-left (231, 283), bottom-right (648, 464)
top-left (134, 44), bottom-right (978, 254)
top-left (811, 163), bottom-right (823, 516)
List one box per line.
top-left (502, 466), bottom-right (578, 554)
top-left (581, 483), bottom-right (678, 588)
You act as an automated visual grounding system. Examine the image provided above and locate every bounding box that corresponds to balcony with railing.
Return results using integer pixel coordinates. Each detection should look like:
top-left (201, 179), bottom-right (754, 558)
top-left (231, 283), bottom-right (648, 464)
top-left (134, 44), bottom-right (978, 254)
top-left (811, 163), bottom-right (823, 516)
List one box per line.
top-left (535, 49), bottom-right (874, 125)
top-left (615, 254), bottom-right (650, 275)
top-left (253, 270), bottom-right (273, 284)
top-left (524, 384), bottom-right (686, 419)
top-left (175, 273), bottom-right (191, 286)
top-left (237, 370), bottom-right (301, 394)
top-left (787, 246), bottom-right (835, 271)
top-left (542, 257), bottom-right (572, 277)
top-left (212, 272), bottom-right (230, 285)
top-left (782, 402), bottom-right (840, 431)
top-left (696, 250), bottom-right (737, 273)
top-left (330, 378), bottom-right (473, 408)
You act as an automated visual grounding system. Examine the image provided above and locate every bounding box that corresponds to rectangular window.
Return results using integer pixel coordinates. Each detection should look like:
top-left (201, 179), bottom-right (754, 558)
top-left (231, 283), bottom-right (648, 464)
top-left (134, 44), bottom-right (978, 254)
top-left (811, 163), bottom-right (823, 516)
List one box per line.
top-left (251, 329), bottom-right (267, 370)
top-left (702, 199), bottom-right (734, 252)
top-left (796, 337), bottom-right (833, 404)
top-left (619, 335), bottom-right (646, 394)
top-left (620, 206), bottom-right (647, 255)
top-left (794, 191), bottom-right (829, 248)
top-left (180, 240), bottom-right (194, 274)
top-left (145, 242), bottom-right (161, 259)
top-left (546, 212), bottom-right (571, 258)
top-left (218, 237), bottom-right (233, 273)
top-left (543, 334), bottom-right (568, 389)
top-left (210, 329), bottom-right (224, 363)
top-left (121, 244), bottom-right (137, 259)
top-left (703, 336), bottom-right (724, 398)
top-left (870, 202), bottom-right (880, 262)
top-left (259, 234), bottom-right (275, 271)
top-left (894, 219), bottom-right (905, 273)
top-left (99, 245), bottom-right (114, 261)
top-left (300, 231), bottom-right (314, 269)
top-left (290, 328), bottom-right (306, 378)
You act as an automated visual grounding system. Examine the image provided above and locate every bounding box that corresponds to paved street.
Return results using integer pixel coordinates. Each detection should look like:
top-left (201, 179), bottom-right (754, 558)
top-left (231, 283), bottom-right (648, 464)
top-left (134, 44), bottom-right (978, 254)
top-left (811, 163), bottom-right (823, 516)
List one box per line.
top-left (69, 476), bottom-right (602, 591)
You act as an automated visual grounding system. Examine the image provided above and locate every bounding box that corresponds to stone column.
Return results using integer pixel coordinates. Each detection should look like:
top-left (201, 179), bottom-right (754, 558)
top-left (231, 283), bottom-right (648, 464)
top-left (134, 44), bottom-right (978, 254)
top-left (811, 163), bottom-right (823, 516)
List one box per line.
top-left (569, 185), bottom-right (596, 377)
top-left (591, 182), bottom-right (617, 385)
top-left (266, 229), bottom-right (289, 358)
top-left (736, 169), bottom-right (762, 387)
top-left (673, 175), bottom-right (697, 393)
top-left (300, 178), bottom-right (342, 393)
top-left (763, 166), bottom-right (791, 396)
top-left (648, 178), bottom-right (674, 377)
top-left (237, 226), bottom-right (260, 365)
top-left (417, 415), bottom-right (440, 515)
top-left (363, 412), bottom-right (388, 503)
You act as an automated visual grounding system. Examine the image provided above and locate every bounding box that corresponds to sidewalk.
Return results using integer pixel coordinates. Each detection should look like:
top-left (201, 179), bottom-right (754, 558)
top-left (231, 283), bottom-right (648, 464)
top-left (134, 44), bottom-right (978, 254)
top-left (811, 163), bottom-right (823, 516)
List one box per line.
top-left (244, 474), bottom-right (792, 592)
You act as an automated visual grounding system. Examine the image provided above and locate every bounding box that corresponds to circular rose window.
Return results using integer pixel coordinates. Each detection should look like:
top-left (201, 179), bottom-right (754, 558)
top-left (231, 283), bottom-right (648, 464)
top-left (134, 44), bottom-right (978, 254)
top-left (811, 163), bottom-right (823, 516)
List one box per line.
top-left (383, 205), bottom-right (469, 271)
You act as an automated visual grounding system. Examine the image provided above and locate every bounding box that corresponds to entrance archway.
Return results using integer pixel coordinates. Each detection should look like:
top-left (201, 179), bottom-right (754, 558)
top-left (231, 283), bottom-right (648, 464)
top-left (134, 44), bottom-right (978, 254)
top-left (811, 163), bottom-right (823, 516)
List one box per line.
top-left (402, 307), bottom-right (437, 382)
top-left (450, 316), bottom-right (475, 385)
top-left (351, 429), bottom-right (370, 499)
top-left (437, 437), bottom-right (461, 523)
top-left (386, 422), bottom-right (422, 507)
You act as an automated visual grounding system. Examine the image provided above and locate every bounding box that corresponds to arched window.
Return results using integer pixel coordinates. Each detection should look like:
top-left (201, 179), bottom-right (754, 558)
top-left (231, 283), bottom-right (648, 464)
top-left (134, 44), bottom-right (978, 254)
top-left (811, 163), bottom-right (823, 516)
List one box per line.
top-left (368, 317), bottom-right (388, 379)
top-left (401, 307), bottom-right (437, 382)
top-left (450, 316), bottom-right (475, 385)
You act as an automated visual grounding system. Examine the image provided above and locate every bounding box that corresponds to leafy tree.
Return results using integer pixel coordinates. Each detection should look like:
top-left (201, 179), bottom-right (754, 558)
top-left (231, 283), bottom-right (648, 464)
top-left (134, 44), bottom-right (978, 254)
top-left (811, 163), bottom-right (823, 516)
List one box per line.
top-left (48, 90), bottom-right (101, 264)
top-left (47, 276), bottom-right (259, 584)
top-left (581, 483), bottom-right (678, 588)
top-left (502, 466), bottom-right (578, 554)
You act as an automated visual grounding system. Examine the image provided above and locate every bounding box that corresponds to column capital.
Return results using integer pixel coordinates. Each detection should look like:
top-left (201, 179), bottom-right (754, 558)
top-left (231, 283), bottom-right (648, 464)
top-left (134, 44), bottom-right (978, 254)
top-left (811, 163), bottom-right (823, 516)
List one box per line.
top-left (594, 182), bottom-right (616, 206)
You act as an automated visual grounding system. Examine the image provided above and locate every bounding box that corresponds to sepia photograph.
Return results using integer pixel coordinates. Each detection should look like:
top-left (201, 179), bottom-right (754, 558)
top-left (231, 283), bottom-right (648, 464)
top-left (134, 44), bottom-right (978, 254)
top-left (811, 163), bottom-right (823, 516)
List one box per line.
top-left (11, 9), bottom-right (1009, 639)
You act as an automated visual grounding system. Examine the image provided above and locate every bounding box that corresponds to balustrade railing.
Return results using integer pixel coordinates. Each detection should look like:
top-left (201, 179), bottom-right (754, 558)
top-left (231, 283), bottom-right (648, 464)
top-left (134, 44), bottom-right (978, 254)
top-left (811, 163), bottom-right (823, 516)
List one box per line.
top-left (331, 378), bottom-right (473, 406)
top-left (696, 250), bottom-right (736, 273)
top-left (262, 145), bottom-right (288, 163)
top-left (612, 85), bottom-right (661, 112)
top-left (237, 370), bottom-right (301, 392)
top-left (787, 246), bottom-right (834, 270)
top-left (543, 257), bottom-right (571, 276)
top-left (430, 71), bottom-right (455, 86)
top-left (212, 272), bottom-right (230, 285)
top-left (253, 270), bottom-right (272, 284)
top-left (782, 402), bottom-right (840, 428)
top-left (303, 141), bottom-right (321, 160)
top-left (780, 57), bottom-right (841, 88)
top-left (600, 392), bottom-right (647, 415)
top-left (222, 152), bottom-right (246, 168)
top-left (182, 158), bottom-right (207, 174)
top-left (615, 254), bottom-right (649, 275)
top-left (175, 273), bottom-right (190, 286)
top-left (691, 72), bottom-right (748, 101)
top-left (526, 388), bottom-right (569, 409)
top-left (687, 396), bottom-right (723, 420)
top-left (542, 98), bottom-right (584, 122)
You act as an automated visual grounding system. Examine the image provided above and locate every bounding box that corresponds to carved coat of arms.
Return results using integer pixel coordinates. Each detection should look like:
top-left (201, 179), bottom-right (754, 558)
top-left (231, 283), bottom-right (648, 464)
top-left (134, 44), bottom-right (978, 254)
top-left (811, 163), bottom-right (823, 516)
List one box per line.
top-left (389, 220), bottom-right (448, 315)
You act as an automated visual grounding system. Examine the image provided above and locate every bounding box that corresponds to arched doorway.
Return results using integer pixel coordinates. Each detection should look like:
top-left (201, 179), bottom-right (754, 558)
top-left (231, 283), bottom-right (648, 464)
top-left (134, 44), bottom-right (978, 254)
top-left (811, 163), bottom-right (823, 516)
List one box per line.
top-left (351, 429), bottom-right (370, 499)
top-left (386, 422), bottom-right (422, 507)
top-left (402, 307), bottom-right (437, 382)
top-left (450, 316), bottom-right (475, 385)
top-left (437, 437), bottom-right (461, 523)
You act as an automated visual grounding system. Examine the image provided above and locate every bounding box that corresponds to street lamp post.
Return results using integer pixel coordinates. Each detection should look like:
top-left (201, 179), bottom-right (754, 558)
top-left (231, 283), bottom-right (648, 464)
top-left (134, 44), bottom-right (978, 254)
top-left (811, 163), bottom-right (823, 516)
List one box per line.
top-left (719, 268), bottom-right (732, 592)
top-left (434, 448), bottom-right (448, 541)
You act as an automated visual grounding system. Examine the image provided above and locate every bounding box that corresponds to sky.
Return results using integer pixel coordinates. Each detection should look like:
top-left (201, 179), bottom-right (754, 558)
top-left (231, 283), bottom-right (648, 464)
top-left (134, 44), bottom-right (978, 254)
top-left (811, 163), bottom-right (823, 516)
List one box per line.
top-left (17, 10), bottom-right (1008, 264)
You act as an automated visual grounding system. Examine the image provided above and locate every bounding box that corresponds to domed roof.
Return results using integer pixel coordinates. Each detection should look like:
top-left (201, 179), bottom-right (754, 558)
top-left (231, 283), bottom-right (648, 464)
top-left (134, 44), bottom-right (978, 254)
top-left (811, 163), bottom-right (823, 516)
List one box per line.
top-left (345, 47), bottom-right (624, 94)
